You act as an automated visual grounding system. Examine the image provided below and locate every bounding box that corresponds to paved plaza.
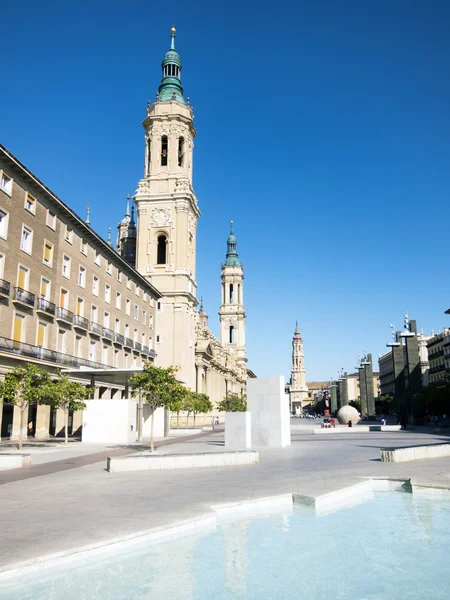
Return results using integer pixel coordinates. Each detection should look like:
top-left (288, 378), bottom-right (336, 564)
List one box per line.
top-left (1, 422), bottom-right (450, 571)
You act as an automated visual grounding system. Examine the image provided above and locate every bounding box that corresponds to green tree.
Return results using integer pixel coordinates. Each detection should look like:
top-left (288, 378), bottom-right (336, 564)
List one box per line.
top-left (0, 364), bottom-right (52, 450)
top-left (167, 383), bottom-right (190, 429)
top-left (349, 400), bottom-right (361, 413)
top-left (217, 392), bottom-right (247, 413)
top-left (129, 363), bottom-right (181, 451)
top-left (190, 392), bottom-right (213, 428)
top-left (47, 374), bottom-right (90, 444)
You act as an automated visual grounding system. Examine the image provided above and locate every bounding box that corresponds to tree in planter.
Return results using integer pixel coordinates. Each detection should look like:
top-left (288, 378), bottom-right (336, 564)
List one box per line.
top-left (0, 364), bottom-right (52, 450)
top-left (217, 391), bottom-right (247, 413)
top-left (168, 384), bottom-right (190, 429)
top-left (48, 374), bottom-right (90, 444)
top-left (183, 391), bottom-right (195, 429)
top-left (191, 392), bottom-right (213, 429)
top-left (129, 363), bottom-right (181, 451)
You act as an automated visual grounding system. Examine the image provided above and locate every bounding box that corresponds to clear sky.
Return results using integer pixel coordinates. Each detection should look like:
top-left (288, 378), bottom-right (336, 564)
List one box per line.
top-left (2, 0), bottom-right (450, 382)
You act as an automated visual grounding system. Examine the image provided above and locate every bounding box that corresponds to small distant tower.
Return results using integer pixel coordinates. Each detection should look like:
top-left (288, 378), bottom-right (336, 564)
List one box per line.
top-left (289, 322), bottom-right (308, 413)
top-left (116, 195), bottom-right (137, 267)
top-left (219, 221), bottom-right (246, 366)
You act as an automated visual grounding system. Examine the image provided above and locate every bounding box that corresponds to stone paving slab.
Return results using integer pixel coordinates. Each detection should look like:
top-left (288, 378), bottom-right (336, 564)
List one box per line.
top-left (1, 428), bottom-right (450, 570)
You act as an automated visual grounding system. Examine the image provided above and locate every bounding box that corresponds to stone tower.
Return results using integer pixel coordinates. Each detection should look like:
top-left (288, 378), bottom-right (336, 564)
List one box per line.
top-left (134, 27), bottom-right (200, 388)
top-left (289, 322), bottom-right (308, 412)
top-left (219, 222), bottom-right (246, 366)
top-left (116, 195), bottom-right (137, 267)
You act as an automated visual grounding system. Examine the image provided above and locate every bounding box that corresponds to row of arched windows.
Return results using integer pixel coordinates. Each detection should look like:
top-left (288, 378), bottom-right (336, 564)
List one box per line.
top-left (146, 136), bottom-right (186, 173)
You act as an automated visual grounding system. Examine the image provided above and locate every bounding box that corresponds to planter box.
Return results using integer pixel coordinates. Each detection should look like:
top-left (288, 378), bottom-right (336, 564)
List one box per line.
top-left (225, 412), bottom-right (251, 449)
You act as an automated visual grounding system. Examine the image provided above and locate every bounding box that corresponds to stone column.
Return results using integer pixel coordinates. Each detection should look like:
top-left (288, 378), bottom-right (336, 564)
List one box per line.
top-left (330, 384), bottom-right (338, 414)
top-left (54, 408), bottom-right (65, 437)
top-left (359, 367), bottom-right (368, 416)
top-left (365, 354), bottom-right (376, 418)
top-left (72, 410), bottom-right (83, 437)
top-left (35, 404), bottom-right (51, 439)
top-left (10, 405), bottom-right (26, 441)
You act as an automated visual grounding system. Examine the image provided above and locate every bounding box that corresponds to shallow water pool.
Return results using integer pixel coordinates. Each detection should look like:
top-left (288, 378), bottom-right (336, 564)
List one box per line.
top-left (2, 491), bottom-right (450, 599)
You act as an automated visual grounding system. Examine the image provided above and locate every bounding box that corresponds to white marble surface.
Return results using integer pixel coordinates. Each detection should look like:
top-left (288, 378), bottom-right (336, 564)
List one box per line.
top-left (247, 376), bottom-right (291, 447)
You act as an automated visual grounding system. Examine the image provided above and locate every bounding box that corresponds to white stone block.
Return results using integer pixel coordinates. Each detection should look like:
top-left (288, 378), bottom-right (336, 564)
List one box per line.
top-left (0, 454), bottom-right (31, 470)
top-left (82, 399), bottom-right (137, 444)
top-left (107, 451), bottom-right (259, 472)
top-left (381, 443), bottom-right (450, 463)
top-left (141, 406), bottom-right (165, 441)
top-left (225, 412), bottom-right (251, 449)
top-left (247, 376), bottom-right (291, 447)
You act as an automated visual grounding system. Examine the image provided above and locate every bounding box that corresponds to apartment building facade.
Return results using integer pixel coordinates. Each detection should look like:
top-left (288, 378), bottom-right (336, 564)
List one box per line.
top-left (0, 145), bottom-right (161, 439)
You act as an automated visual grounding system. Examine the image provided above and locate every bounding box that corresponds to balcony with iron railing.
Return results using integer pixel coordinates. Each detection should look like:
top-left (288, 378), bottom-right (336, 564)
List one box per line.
top-left (89, 321), bottom-right (102, 336)
top-left (142, 345), bottom-right (149, 354)
top-left (0, 336), bottom-right (108, 369)
top-left (114, 333), bottom-right (124, 345)
top-left (102, 327), bottom-right (114, 341)
top-left (74, 315), bottom-right (89, 330)
top-left (13, 287), bottom-right (35, 307)
top-left (0, 278), bottom-right (10, 297)
top-left (57, 307), bottom-right (74, 324)
top-left (134, 341), bottom-right (142, 352)
top-left (37, 297), bottom-right (56, 316)
top-left (124, 337), bottom-right (133, 348)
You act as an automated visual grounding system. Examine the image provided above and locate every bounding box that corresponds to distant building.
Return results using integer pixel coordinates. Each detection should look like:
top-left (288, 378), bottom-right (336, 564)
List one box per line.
top-left (427, 330), bottom-right (449, 386)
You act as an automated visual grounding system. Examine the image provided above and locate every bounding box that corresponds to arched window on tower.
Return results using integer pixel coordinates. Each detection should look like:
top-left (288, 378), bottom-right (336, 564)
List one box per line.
top-left (229, 284), bottom-right (234, 304)
top-left (161, 136), bottom-right (168, 167)
top-left (157, 235), bottom-right (167, 265)
top-left (229, 326), bottom-right (234, 344)
top-left (178, 137), bottom-right (185, 167)
top-left (147, 138), bottom-right (151, 175)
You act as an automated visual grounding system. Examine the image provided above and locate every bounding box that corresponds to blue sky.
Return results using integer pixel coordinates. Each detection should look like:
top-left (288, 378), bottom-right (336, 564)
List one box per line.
top-left (2, 1), bottom-right (450, 382)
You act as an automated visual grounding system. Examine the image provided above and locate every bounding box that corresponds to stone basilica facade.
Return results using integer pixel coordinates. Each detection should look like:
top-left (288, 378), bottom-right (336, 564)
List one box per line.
top-left (119, 27), bottom-right (248, 405)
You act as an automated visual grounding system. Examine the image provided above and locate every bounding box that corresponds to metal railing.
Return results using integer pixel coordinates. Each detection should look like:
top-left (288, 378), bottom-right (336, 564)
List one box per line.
top-left (0, 278), bottom-right (10, 296)
top-left (114, 333), bottom-right (124, 345)
top-left (89, 321), bottom-right (102, 335)
top-left (0, 336), bottom-right (108, 369)
top-left (134, 341), bottom-right (142, 352)
top-left (13, 287), bottom-right (35, 307)
top-left (74, 315), bottom-right (89, 329)
top-left (142, 345), bottom-right (149, 354)
top-left (102, 327), bottom-right (114, 341)
top-left (57, 307), bottom-right (74, 324)
top-left (125, 337), bottom-right (133, 348)
top-left (37, 297), bottom-right (56, 316)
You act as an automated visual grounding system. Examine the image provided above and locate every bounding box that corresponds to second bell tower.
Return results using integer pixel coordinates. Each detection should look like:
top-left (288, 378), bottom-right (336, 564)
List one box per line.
top-left (134, 27), bottom-right (200, 389)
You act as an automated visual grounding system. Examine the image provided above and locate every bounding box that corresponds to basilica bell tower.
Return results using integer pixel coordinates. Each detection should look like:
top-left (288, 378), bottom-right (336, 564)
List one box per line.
top-left (219, 222), bottom-right (246, 367)
top-left (134, 27), bottom-right (200, 388)
top-left (289, 322), bottom-right (308, 412)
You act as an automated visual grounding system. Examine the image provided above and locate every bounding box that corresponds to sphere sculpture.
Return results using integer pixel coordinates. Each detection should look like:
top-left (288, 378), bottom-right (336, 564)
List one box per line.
top-left (337, 405), bottom-right (360, 426)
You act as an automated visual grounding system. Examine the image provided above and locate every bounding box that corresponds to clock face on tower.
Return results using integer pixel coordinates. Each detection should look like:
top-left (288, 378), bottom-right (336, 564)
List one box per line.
top-left (293, 374), bottom-right (298, 380)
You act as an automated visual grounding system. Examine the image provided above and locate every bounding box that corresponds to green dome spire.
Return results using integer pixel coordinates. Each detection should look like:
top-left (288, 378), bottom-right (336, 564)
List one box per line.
top-left (225, 221), bottom-right (241, 266)
top-left (157, 26), bottom-right (185, 104)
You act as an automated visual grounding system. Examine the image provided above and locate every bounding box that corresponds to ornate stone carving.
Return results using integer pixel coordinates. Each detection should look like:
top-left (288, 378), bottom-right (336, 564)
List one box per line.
top-left (175, 177), bottom-right (191, 193)
top-left (135, 180), bottom-right (149, 195)
top-left (188, 215), bottom-right (197, 235)
top-left (151, 208), bottom-right (171, 227)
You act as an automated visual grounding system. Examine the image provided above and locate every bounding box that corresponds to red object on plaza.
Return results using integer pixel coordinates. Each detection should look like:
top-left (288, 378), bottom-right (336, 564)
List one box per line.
top-left (324, 410), bottom-right (330, 416)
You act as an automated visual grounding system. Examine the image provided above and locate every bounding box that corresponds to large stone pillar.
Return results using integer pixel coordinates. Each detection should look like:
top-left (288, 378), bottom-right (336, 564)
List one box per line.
top-left (72, 410), bottom-right (83, 437)
top-left (365, 354), bottom-right (376, 418)
top-left (54, 408), bottom-right (65, 437)
top-left (35, 404), bottom-right (51, 439)
top-left (10, 405), bottom-right (26, 441)
top-left (359, 367), bottom-right (368, 416)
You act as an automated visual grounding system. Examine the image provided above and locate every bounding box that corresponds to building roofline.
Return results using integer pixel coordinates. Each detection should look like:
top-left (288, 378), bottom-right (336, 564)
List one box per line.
top-left (0, 144), bottom-right (162, 299)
